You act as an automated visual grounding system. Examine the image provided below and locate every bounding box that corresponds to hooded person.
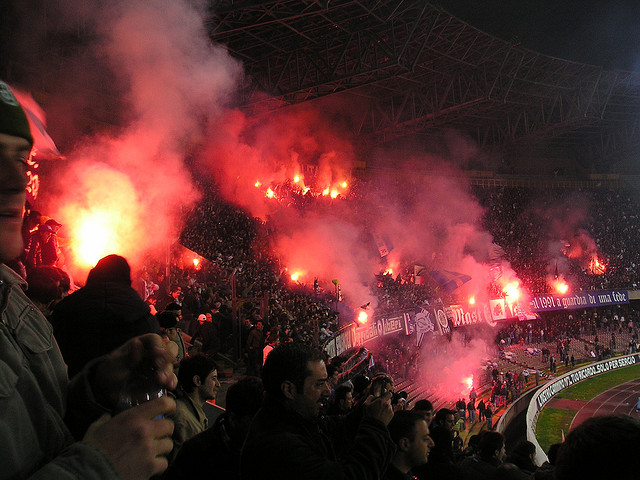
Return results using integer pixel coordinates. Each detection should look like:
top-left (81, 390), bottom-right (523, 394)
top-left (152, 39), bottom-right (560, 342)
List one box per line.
top-left (51, 254), bottom-right (160, 376)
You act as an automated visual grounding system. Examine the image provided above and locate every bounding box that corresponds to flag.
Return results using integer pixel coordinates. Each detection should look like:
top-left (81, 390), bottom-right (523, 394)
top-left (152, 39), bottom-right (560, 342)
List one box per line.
top-left (9, 86), bottom-right (62, 159)
top-left (488, 243), bottom-right (504, 281)
top-left (515, 303), bottom-right (539, 321)
top-left (429, 270), bottom-right (472, 293)
top-left (372, 233), bottom-right (393, 257)
top-left (414, 265), bottom-right (426, 285)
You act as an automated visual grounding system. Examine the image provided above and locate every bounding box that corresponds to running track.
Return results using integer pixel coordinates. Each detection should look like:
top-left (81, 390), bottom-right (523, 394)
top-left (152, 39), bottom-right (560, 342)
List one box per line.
top-left (546, 378), bottom-right (640, 431)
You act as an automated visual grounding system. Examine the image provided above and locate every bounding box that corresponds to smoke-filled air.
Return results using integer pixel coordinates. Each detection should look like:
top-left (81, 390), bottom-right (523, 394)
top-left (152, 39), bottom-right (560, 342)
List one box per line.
top-left (9, 0), bottom-right (607, 398)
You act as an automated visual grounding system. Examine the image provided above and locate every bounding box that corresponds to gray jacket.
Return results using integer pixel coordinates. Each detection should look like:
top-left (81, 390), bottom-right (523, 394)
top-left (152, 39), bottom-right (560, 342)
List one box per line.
top-left (0, 264), bottom-right (119, 479)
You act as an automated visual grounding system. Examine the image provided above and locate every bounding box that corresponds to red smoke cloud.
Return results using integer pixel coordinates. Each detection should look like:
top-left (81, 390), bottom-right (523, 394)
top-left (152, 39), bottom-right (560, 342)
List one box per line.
top-left (20, 1), bottom-right (524, 330)
top-left (33, 0), bottom-right (241, 280)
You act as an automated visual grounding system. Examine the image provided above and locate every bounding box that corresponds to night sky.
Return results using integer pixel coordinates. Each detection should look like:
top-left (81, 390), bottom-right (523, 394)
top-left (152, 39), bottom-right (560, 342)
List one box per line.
top-left (436, 0), bottom-right (640, 71)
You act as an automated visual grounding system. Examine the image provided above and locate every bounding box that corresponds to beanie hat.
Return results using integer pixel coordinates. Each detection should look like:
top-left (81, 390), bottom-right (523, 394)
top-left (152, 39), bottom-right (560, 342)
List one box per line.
top-left (156, 311), bottom-right (179, 329)
top-left (0, 80), bottom-right (33, 145)
top-left (86, 254), bottom-right (132, 286)
top-left (165, 302), bottom-right (182, 312)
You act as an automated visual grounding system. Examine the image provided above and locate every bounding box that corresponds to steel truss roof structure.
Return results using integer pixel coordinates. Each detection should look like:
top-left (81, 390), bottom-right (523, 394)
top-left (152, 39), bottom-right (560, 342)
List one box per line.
top-left (208, 0), bottom-right (640, 171)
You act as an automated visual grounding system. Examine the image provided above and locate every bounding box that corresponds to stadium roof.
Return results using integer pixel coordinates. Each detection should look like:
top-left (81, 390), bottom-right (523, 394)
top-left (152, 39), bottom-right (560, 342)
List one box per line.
top-left (207, 1), bottom-right (640, 174)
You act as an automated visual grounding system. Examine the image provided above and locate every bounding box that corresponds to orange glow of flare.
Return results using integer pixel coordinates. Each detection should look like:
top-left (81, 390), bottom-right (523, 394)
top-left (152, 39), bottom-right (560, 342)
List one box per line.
top-left (193, 258), bottom-right (200, 268)
top-left (290, 272), bottom-right (300, 281)
top-left (555, 281), bottom-right (569, 294)
top-left (503, 283), bottom-right (520, 301)
top-left (464, 375), bottom-right (473, 390)
top-left (330, 190), bottom-right (339, 199)
top-left (322, 187), bottom-right (330, 196)
top-left (293, 175), bottom-right (300, 183)
top-left (589, 256), bottom-right (607, 275)
top-left (384, 267), bottom-right (393, 275)
top-left (254, 180), bottom-right (261, 188)
top-left (265, 188), bottom-right (275, 198)
top-left (469, 296), bottom-right (476, 305)
top-left (73, 212), bottom-right (112, 267)
top-left (341, 181), bottom-right (348, 188)
top-left (303, 187), bottom-right (310, 195)
top-left (357, 311), bottom-right (368, 325)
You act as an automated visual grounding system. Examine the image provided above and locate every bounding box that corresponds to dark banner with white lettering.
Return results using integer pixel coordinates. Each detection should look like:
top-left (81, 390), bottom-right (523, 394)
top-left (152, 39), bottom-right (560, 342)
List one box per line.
top-left (324, 291), bottom-right (630, 357)
top-left (535, 354), bottom-right (640, 410)
top-left (406, 305), bottom-right (452, 347)
top-left (530, 290), bottom-right (629, 312)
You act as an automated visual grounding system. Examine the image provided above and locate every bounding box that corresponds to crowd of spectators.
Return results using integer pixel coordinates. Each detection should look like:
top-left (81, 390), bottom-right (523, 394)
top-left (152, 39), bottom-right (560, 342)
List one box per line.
top-left (475, 185), bottom-right (640, 294)
top-left (126, 183), bottom-right (640, 389)
top-left (16, 180), bottom-right (640, 480)
top-left (18, 175), bottom-right (640, 478)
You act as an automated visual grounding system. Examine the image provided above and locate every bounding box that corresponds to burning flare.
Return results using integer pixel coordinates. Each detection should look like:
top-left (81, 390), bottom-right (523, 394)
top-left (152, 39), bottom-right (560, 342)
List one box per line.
top-left (503, 282), bottom-right (521, 301)
top-left (72, 211), bottom-right (114, 268)
top-left (589, 255), bottom-right (607, 275)
top-left (555, 281), bottom-right (569, 294)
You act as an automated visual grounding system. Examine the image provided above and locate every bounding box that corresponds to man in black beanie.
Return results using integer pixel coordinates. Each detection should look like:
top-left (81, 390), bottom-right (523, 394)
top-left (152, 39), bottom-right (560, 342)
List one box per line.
top-left (0, 79), bottom-right (178, 479)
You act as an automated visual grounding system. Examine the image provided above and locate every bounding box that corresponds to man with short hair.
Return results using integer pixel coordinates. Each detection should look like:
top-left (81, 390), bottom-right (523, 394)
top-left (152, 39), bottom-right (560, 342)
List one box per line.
top-left (412, 399), bottom-right (434, 426)
top-left (383, 410), bottom-right (434, 480)
top-left (241, 342), bottom-right (396, 479)
top-left (171, 354), bottom-right (220, 457)
top-left (328, 384), bottom-right (354, 415)
top-left (165, 285), bottom-right (183, 309)
top-left (433, 408), bottom-right (455, 431)
top-left (164, 376), bottom-right (264, 480)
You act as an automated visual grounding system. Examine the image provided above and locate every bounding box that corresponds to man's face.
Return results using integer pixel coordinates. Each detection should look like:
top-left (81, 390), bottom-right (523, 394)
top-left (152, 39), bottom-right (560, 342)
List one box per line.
top-left (328, 370), bottom-right (340, 387)
top-left (417, 409), bottom-right (434, 425)
top-left (171, 288), bottom-right (181, 299)
top-left (256, 321), bottom-right (263, 331)
top-left (292, 360), bottom-right (330, 419)
top-left (443, 414), bottom-right (455, 430)
top-left (0, 133), bottom-right (30, 263)
top-left (339, 391), bottom-right (353, 411)
top-left (199, 369), bottom-right (220, 401)
top-left (166, 327), bottom-right (179, 342)
top-left (406, 419), bottom-right (434, 467)
top-left (205, 312), bottom-right (212, 322)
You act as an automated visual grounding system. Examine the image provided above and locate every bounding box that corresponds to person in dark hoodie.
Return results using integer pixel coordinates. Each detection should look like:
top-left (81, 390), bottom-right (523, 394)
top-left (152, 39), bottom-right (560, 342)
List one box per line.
top-left (51, 254), bottom-right (159, 376)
